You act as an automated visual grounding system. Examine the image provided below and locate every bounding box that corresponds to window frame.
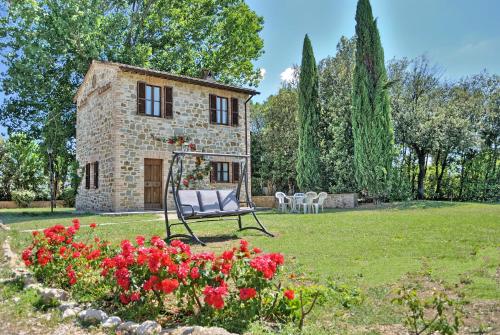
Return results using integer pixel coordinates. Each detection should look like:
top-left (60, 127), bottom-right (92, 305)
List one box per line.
top-left (85, 163), bottom-right (91, 189)
top-left (93, 161), bottom-right (99, 189)
top-left (211, 162), bottom-right (230, 183)
top-left (144, 84), bottom-right (162, 117)
top-left (210, 95), bottom-right (229, 126)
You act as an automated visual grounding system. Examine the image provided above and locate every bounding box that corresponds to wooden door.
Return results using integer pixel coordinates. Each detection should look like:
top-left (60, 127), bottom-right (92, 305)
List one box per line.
top-left (144, 159), bottom-right (163, 209)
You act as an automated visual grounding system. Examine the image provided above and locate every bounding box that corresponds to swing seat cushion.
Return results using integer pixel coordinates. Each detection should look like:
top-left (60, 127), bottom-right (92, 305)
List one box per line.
top-left (177, 189), bottom-right (254, 218)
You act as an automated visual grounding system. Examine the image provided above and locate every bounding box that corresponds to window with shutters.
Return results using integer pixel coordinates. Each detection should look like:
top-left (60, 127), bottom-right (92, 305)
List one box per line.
top-left (93, 161), bottom-right (99, 189)
top-left (164, 86), bottom-right (173, 119)
top-left (232, 162), bottom-right (240, 182)
top-left (209, 95), bottom-right (229, 125)
top-left (231, 98), bottom-right (239, 126)
top-left (211, 162), bottom-right (230, 183)
top-left (137, 82), bottom-right (162, 117)
top-left (85, 163), bottom-right (91, 189)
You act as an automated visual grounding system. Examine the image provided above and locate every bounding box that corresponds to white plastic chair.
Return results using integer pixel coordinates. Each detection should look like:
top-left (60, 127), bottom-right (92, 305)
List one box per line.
top-left (304, 192), bottom-right (318, 214)
top-left (313, 192), bottom-right (328, 213)
top-left (293, 193), bottom-right (305, 213)
top-left (275, 192), bottom-right (288, 213)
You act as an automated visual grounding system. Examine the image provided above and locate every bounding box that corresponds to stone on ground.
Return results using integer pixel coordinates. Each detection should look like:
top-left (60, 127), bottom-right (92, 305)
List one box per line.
top-left (116, 321), bottom-right (139, 334)
top-left (135, 320), bottom-right (162, 335)
top-left (77, 309), bottom-right (108, 325)
top-left (39, 287), bottom-right (69, 304)
top-left (102, 316), bottom-right (122, 329)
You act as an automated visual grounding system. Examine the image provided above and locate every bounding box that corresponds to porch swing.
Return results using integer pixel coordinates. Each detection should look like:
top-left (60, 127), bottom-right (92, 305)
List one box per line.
top-left (164, 150), bottom-right (274, 246)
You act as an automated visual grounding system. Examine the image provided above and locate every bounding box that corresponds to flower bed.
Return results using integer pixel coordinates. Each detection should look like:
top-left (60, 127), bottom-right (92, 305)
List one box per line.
top-left (20, 220), bottom-right (328, 333)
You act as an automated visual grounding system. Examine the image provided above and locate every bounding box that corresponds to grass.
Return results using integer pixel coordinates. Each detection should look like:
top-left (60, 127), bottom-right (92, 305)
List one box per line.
top-left (1, 201), bottom-right (499, 334)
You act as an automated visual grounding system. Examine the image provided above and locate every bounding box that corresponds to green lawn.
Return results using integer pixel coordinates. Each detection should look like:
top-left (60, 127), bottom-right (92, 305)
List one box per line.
top-left (1, 201), bottom-right (499, 334)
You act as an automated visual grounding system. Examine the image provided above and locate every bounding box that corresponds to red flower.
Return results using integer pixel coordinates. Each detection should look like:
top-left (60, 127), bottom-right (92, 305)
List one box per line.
top-left (284, 289), bottom-right (295, 300)
top-left (188, 143), bottom-right (196, 150)
top-left (135, 235), bottom-right (145, 246)
top-left (167, 138), bottom-right (175, 144)
top-left (36, 248), bottom-right (52, 266)
top-left (130, 292), bottom-right (141, 302)
top-left (22, 248), bottom-right (33, 266)
top-left (240, 240), bottom-right (249, 252)
top-left (203, 283), bottom-right (228, 309)
top-left (190, 267), bottom-right (200, 280)
top-left (143, 275), bottom-right (159, 291)
top-left (72, 219), bottom-right (80, 230)
top-left (239, 288), bottom-right (257, 301)
top-left (119, 293), bottom-right (130, 305)
top-left (222, 250), bottom-right (234, 261)
top-left (160, 278), bottom-right (179, 294)
top-left (249, 253), bottom-right (284, 279)
top-left (89, 223), bottom-right (97, 229)
top-left (253, 247), bottom-right (262, 254)
top-left (182, 179), bottom-right (189, 187)
top-left (66, 265), bottom-right (77, 285)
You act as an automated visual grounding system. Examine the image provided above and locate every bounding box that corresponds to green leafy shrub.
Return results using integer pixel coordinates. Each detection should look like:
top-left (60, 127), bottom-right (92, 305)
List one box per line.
top-left (11, 189), bottom-right (36, 208)
top-left (21, 220), bottom-right (113, 301)
top-left (60, 188), bottom-right (76, 207)
top-left (392, 286), bottom-right (464, 335)
top-left (21, 221), bottom-right (332, 333)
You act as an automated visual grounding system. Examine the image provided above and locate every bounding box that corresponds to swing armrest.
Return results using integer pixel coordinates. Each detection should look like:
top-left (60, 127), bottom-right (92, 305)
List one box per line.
top-left (180, 204), bottom-right (196, 216)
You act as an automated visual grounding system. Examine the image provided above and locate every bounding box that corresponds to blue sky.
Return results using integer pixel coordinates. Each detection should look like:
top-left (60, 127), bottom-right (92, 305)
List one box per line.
top-left (247, 0), bottom-right (500, 101)
top-left (1, 0), bottom-right (499, 135)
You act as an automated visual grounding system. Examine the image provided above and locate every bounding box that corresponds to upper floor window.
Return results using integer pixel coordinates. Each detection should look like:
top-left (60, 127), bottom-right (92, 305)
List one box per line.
top-left (146, 85), bottom-right (161, 117)
top-left (209, 95), bottom-right (229, 125)
top-left (137, 82), bottom-right (172, 118)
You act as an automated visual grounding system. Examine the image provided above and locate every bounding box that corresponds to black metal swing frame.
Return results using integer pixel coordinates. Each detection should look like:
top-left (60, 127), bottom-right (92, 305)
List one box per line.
top-left (164, 151), bottom-right (274, 246)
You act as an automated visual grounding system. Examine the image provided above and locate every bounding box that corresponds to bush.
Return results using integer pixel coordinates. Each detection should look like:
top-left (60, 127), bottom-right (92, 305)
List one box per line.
top-left (21, 221), bottom-right (331, 332)
top-left (60, 188), bottom-right (76, 207)
top-left (21, 220), bottom-right (113, 301)
top-left (12, 189), bottom-right (36, 208)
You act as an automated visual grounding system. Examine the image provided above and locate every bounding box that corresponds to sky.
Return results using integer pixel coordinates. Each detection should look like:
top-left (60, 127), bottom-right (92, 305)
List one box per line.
top-left (1, 0), bottom-right (500, 135)
top-left (247, 0), bottom-right (500, 102)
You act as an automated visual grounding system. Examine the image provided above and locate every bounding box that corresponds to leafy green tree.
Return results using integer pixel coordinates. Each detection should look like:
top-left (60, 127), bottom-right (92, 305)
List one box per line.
top-left (318, 36), bottom-right (357, 193)
top-left (352, 0), bottom-right (394, 202)
top-left (251, 88), bottom-right (299, 194)
top-left (0, 0), bottom-right (264, 191)
top-left (296, 34), bottom-right (321, 191)
top-left (0, 133), bottom-right (47, 199)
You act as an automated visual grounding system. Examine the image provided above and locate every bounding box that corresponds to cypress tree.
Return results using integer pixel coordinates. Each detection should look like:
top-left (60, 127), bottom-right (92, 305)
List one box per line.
top-left (352, 0), bottom-right (394, 202)
top-left (296, 34), bottom-right (322, 191)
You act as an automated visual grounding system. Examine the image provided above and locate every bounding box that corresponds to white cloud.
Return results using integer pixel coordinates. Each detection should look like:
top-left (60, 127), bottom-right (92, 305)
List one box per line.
top-left (280, 67), bottom-right (295, 83)
top-left (259, 68), bottom-right (266, 79)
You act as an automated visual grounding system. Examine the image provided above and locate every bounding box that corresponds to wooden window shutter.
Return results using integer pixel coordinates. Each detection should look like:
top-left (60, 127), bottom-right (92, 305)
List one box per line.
top-left (231, 98), bottom-right (239, 126)
top-left (85, 163), bottom-right (91, 189)
top-left (209, 94), bottom-right (217, 124)
top-left (93, 161), bottom-right (99, 189)
top-left (137, 82), bottom-right (146, 115)
top-left (210, 162), bottom-right (218, 183)
top-left (164, 86), bottom-right (173, 119)
top-left (232, 162), bottom-right (240, 183)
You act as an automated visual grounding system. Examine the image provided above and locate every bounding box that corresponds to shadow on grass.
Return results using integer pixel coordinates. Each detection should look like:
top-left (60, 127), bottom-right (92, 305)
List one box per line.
top-left (0, 208), bottom-right (92, 225)
top-left (175, 234), bottom-right (240, 245)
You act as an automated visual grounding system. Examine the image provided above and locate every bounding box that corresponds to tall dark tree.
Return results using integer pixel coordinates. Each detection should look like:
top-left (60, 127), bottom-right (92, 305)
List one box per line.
top-left (352, 0), bottom-right (394, 201)
top-left (318, 36), bottom-right (357, 193)
top-left (296, 34), bottom-right (322, 191)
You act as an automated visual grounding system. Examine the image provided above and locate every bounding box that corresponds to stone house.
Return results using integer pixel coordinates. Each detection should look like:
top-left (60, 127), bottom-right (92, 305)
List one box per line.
top-left (74, 60), bottom-right (257, 212)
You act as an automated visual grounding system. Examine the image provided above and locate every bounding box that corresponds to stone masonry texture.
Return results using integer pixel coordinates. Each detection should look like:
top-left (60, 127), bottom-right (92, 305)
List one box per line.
top-left (75, 62), bottom-right (252, 212)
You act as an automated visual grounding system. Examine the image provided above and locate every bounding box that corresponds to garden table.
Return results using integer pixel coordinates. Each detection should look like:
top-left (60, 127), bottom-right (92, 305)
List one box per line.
top-left (285, 195), bottom-right (304, 213)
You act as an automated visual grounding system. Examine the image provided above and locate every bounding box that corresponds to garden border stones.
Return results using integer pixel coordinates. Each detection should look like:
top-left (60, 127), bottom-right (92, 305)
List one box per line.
top-left (1, 233), bottom-right (237, 335)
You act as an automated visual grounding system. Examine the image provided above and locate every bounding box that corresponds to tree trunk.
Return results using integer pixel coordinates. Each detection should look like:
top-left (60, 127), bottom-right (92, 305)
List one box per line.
top-left (435, 151), bottom-right (448, 198)
top-left (416, 149), bottom-right (426, 200)
top-left (459, 153), bottom-right (466, 200)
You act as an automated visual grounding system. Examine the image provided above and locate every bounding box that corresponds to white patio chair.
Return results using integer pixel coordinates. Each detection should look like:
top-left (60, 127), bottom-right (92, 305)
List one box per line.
top-left (293, 193), bottom-right (305, 213)
top-left (312, 192), bottom-right (328, 213)
top-left (275, 192), bottom-right (289, 213)
top-left (304, 192), bottom-right (318, 214)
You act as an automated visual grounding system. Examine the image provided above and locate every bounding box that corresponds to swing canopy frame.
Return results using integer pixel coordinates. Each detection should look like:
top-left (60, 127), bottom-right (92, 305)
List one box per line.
top-left (164, 150), bottom-right (273, 245)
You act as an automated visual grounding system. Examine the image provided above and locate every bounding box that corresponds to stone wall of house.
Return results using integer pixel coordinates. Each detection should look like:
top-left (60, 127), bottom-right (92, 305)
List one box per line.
top-left (109, 69), bottom-right (251, 211)
top-left (75, 64), bottom-right (119, 211)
